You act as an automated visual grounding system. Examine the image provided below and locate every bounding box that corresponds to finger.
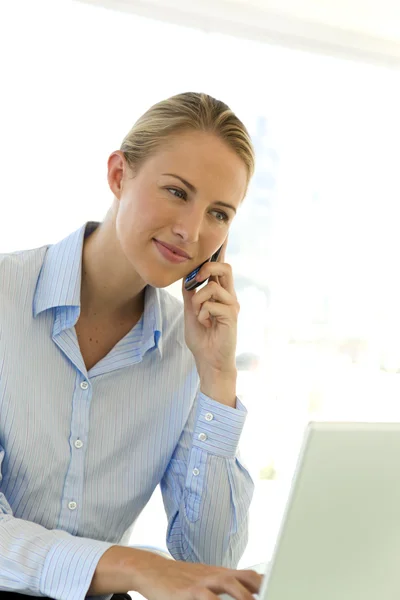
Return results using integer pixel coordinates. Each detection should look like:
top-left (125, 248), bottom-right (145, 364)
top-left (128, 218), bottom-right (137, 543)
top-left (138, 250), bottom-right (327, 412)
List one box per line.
top-left (196, 262), bottom-right (235, 296)
top-left (235, 570), bottom-right (263, 594)
top-left (182, 280), bottom-right (204, 334)
top-left (197, 300), bottom-right (236, 328)
top-left (218, 236), bottom-right (229, 263)
top-left (210, 237), bottom-right (229, 287)
top-left (182, 279), bottom-right (196, 308)
top-left (192, 588), bottom-right (219, 600)
top-left (192, 281), bottom-right (236, 316)
top-left (209, 574), bottom-right (255, 600)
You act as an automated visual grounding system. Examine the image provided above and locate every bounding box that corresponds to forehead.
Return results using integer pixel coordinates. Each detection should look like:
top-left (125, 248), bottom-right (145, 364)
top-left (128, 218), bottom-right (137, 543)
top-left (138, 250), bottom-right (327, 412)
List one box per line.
top-left (145, 130), bottom-right (248, 206)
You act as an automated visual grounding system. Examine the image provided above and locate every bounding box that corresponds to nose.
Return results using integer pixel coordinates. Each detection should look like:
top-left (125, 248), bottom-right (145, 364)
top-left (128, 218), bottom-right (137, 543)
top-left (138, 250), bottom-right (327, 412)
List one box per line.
top-left (171, 204), bottom-right (204, 244)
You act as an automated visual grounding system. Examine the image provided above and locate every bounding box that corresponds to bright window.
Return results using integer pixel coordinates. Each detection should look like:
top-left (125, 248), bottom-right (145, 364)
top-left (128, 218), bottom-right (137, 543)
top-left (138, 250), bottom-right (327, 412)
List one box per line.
top-left (1, 0), bottom-right (399, 568)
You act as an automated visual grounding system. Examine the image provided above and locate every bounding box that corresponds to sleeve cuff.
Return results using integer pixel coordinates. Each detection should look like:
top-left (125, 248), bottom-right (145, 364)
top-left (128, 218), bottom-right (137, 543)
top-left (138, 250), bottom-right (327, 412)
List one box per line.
top-left (192, 393), bottom-right (247, 457)
top-left (40, 536), bottom-right (114, 600)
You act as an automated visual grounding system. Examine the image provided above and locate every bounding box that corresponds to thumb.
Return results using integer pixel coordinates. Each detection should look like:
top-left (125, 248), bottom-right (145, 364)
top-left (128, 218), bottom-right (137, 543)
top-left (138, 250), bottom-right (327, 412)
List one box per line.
top-left (182, 281), bottom-right (199, 332)
top-left (182, 279), bottom-right (196, 312)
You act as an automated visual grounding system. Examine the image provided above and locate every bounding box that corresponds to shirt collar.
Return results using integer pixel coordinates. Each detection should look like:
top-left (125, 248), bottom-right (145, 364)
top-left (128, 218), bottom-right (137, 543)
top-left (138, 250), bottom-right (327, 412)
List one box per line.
top-left (33, 221), bottom-right (163, 356)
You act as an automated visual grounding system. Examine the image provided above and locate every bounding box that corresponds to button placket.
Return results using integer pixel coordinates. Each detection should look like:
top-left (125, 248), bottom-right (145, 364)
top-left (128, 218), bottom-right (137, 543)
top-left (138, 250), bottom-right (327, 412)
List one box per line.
top-left (58, 374), bottom-right (91, 533)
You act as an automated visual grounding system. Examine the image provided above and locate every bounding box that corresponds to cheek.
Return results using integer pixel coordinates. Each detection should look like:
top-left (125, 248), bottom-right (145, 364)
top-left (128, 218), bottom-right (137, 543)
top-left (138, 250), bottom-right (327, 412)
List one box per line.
top-left (202, 224), bottom-right (229, 257)
top-left (117, 189), bottom-right (157, 233)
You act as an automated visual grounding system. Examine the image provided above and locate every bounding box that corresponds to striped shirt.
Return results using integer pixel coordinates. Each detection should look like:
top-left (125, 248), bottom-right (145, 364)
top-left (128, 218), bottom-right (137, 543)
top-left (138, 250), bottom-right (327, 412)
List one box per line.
top-left (0, 221), bottom-right (254, 600)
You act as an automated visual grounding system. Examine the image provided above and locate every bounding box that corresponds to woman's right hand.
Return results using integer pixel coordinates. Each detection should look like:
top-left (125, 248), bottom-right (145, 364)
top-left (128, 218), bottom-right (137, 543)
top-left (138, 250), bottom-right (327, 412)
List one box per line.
top-left (130, 550), bottom-right (262, 600)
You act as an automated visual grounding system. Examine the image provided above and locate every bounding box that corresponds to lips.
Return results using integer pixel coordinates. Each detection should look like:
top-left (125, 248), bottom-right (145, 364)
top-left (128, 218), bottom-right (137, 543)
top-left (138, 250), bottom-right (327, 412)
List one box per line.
top-left (155, 240), bottom-right (191, 258)
top-left (153, 239), bottom-right (191, 264)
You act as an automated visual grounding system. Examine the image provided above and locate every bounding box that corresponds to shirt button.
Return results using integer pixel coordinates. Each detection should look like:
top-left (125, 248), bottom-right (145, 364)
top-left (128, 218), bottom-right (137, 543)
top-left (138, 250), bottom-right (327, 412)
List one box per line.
top-left (80, 381), bottom-right (89, 390)
top-left (74, 439), bottom-right (83, 449)
top-left (205, 412), bottom-right (214, 421)
top-left (198, 433), bottom-right (207, 442)
top-left (68, 501), bottom-right (77, 511)
top-left (192, 468), bottom-right (200, 476)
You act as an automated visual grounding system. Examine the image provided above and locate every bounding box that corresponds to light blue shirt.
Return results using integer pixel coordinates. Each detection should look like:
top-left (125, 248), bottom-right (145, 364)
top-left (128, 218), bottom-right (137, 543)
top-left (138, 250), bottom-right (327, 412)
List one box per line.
top-left (0, 222), bottom-right (254, 600)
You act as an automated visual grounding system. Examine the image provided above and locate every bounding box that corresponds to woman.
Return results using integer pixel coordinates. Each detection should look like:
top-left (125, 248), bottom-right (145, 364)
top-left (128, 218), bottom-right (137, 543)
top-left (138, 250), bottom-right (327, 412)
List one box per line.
top-left (0, 92), bottom-right (261, 600)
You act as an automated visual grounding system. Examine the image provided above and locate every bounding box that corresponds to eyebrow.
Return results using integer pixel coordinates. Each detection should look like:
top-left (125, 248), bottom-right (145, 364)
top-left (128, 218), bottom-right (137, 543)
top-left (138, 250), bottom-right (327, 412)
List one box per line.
top-left (162, 173), bottom-right (237, 214)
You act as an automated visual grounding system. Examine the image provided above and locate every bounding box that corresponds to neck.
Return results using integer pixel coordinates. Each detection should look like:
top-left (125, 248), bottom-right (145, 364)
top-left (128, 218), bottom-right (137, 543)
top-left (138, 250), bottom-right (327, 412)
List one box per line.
top-left (80, 215), bottom-right (146, 321)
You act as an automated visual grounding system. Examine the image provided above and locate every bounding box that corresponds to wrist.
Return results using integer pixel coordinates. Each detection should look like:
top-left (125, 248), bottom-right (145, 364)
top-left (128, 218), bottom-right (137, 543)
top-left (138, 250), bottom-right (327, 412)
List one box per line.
top-left (88, 546), bottom-right (165, 596)
top-left (127, 548), bottom-right (167, 596)
top-left (199, 368), bottom-right (237, 407)
top-left (88, 545), bottom-right (140, 596)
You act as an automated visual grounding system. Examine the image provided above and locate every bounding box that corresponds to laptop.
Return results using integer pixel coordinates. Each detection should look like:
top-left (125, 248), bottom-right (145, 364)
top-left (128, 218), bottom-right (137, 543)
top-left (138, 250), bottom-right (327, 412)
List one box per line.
top-left (221, 421), bottom-right (400, 600)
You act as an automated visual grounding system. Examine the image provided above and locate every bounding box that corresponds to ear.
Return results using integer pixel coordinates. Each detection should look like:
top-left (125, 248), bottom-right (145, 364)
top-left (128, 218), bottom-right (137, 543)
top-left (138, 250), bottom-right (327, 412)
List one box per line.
top-left (107, 151), bottom-right (129, 200)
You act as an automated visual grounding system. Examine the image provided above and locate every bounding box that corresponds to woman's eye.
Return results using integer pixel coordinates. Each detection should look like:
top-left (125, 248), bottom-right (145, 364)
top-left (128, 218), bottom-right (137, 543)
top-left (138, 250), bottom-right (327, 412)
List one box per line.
top-left (211, 210), bottom-right (229, 223)
top-left (167, 187), bottom-right (187, 200)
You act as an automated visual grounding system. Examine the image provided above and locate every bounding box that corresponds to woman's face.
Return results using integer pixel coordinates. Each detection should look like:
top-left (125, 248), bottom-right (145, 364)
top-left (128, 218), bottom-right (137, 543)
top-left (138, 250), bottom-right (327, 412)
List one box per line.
top-left (112, 130), bottom-right (248, 288)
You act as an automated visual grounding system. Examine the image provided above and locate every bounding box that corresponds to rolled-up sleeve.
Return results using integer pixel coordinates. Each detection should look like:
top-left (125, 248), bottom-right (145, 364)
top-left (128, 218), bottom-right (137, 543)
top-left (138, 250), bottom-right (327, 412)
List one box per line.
top-left (160, 392), bottom-right (254, 567)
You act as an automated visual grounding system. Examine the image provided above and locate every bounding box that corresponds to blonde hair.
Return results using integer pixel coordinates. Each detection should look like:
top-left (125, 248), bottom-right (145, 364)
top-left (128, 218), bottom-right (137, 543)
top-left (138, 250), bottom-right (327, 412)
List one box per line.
top-left (120, 92), bottom-right (255, 187)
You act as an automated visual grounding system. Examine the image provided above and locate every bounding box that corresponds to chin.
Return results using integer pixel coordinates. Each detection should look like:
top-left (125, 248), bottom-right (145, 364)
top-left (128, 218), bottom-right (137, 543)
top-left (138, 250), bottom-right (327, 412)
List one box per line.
top-left (140, 268), bottom-right (183, 289)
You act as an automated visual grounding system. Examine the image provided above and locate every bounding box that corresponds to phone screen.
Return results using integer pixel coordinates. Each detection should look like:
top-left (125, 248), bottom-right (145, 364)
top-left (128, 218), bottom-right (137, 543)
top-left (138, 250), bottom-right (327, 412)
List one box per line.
top-left (184, 246), bottom-right (222, 291)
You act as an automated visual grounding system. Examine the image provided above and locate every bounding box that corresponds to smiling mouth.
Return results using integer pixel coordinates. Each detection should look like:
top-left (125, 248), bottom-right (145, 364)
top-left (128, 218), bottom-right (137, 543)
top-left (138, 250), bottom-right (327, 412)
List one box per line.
top-left (155, 239), bottom-right (191, 258)
top-left (153, 239), bottom-right (191, 264)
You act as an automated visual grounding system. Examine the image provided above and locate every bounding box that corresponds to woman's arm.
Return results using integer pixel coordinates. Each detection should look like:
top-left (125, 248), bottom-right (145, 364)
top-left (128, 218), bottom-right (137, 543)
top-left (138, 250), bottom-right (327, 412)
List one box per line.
top-left (89, 545), bottom-right (261, 599)
top-left (160, 389), bottom-right (254, 566)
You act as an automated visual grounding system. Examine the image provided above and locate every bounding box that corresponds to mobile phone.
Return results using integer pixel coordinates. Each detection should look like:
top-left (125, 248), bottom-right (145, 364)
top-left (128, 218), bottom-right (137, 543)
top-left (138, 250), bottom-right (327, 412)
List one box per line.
top-left (184, 246), bottom-right (223, 291)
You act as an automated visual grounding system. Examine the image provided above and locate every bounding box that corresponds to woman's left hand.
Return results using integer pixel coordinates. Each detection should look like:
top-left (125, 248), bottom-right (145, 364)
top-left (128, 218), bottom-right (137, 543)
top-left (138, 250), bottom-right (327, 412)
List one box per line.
top-left (182, 247), bottom-right (239, 406)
